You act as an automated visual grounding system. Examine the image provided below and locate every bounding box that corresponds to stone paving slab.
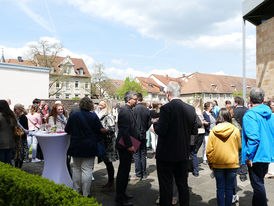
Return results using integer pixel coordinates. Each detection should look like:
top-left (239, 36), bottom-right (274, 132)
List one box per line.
top-left (21, 151), bottom-right (274, 206)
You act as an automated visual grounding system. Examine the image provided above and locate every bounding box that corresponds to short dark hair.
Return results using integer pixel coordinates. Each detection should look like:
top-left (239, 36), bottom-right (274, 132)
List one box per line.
top-left (250, 88), bottom-right (264, 104)
top-left (216, 108), bottom-right (232, 124)
top-left (124, 91), bottom-right (137, 103)
top-left (204, 102), bottom-right (212, 110)
top-left (234, 96), bottom-right (244, 106)
top-left (225, 100), bottom-right (231, 105)
top-left (136, 93), bottom-right (143, 102)
top-left (32, 98), bottom-right (41, 105)
top-left (213, 100), bottom-right (218, 106)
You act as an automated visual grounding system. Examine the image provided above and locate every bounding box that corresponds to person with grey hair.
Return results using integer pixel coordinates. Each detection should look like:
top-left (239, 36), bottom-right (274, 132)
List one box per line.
top-left (65, 97), bottom-right (107, 197)
top-left (242, 88), bottom-right (274, 206)
top-left (153, 81), bottom-right (198, 206)
top-left (115, 91), bottom-right (138, 206)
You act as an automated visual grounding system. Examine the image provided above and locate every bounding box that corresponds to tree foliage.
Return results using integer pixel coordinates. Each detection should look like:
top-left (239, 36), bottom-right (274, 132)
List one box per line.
top-left (116, 77), bottom-right (147, 100)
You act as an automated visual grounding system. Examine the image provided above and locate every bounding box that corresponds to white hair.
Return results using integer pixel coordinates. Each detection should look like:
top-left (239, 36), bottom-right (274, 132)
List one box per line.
top-left (167, 81), bottom-right (181, 97)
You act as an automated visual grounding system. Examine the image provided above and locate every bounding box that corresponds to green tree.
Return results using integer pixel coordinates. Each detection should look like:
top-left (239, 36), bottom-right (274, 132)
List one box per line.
top-left (233, 91), bottom-right (243, 97)
top-left (116, 77), bottom-right (147, 100)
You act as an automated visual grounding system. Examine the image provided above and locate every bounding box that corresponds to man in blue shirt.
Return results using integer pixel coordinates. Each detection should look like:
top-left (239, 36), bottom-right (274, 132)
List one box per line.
top-left (242, 88), bottom-right (274, 206)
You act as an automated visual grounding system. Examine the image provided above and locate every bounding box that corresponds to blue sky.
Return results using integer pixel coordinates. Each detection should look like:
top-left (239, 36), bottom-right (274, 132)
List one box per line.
top-left (0, 0), bottom-right (256, 80)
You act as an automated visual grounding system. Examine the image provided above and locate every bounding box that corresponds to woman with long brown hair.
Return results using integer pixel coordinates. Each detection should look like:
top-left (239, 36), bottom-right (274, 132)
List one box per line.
top-left (46, 104), bottom-right (67, 131)
top-left (0, 100), bottom-right (17, 165)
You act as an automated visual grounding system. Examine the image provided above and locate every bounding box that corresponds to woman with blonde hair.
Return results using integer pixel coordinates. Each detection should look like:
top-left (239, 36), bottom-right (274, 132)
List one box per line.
top-left (13, 104), bottom-right (29, 168)
top-left (190, 98), bottom-right (206, 176)
top-left (97, 99), bottom-right (118, 190)
top-left (26, 104), bottom-right (42, 162)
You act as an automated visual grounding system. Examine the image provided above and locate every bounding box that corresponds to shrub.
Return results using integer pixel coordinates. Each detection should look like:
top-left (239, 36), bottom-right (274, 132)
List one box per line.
top-left (0, 162), bottom-right (101, 206)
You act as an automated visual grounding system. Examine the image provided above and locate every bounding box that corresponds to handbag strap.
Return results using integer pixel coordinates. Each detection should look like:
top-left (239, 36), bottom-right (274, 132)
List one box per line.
top-left (27, 116), bottom-right (40, 129)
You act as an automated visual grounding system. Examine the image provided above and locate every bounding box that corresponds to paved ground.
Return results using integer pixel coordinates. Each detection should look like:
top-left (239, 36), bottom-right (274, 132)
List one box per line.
top-left (22, 150), bottom-right (274, 206)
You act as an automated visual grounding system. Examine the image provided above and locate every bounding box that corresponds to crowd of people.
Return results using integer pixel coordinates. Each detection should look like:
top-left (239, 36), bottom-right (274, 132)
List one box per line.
top-left (0, 84), bottom-right (274, 206)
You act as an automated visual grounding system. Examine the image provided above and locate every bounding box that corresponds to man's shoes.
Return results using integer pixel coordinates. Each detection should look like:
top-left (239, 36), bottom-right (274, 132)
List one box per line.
top-left (192, 172), bottom-right (199, 177)
top-left (124, 193), bottom-right (133, 200)
top-left (31, 158), bottom-right (41, 163)
top-left (142, 174), bottom-right (148, 180)
top-left (130, 176), bottom-right (141, 181)
top-left (239, 174), bottom-right (247, 182)
top-left (202, 160), bottom-right (207, 165)
top-left (232, 194), bottom-right (239, 203)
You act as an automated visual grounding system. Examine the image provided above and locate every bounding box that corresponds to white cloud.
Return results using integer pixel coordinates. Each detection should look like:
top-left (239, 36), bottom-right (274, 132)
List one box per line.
top-left (1, 37), bottom-right (95, 70)
top-left (105, 66), bottom-right (183, 80)
top-left (212, 70), bottom-right (227, 76)
top-left (111, 58), bottom-right (128, 66)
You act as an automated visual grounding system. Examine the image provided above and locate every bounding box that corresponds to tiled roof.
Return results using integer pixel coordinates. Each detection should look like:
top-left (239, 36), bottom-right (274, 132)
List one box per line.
top-left (111, 79), bottom-right (124, 88)
top-left (6, 59), bottom-right (36, 66)
top-left (150, 74), bottom-right (182, 86)
top-left (6, 56), bottom-right (91, 78)
top-left (180, 72), bottom-right (256, 94)
top-left (45, 56), bottom-right (91, 78)
top-left (136, 77), bottom-right (165, 94)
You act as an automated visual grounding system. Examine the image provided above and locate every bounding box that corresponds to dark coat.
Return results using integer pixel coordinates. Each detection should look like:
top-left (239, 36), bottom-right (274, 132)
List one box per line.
top-left (203, 111), bottom-right (217, 136)
top-left (233, 106), bottom-right (248, 127)
top-left (154, 99), bottom-right (198, 162)
top-left (133, 103), bottom-right (151, 140)
top-left (0, 113), bottom-right (16, 149)
top-left (65, 110), bottom-right (103, 157)
top-left (116, 104), bottom-right (139, 149)
top-left (18, 114), bottom-right (28, 140)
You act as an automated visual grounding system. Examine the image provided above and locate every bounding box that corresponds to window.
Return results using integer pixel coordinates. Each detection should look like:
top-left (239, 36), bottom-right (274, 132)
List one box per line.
top-left (85, 94), bottom-right (89, 97)
top-left (65, 94), bottom-right (70, 99)
top-left (85, 82), bottom-right (89, 89)
top-left (224, 94), bottom-right (227, 99)
top-left (75, 94), bottom-right (79, 98)
top-left (66, 81), bottom-right (70, 90)
top-left (230, 94), bottom-right (233, 99)
top-left (216, 94), bottom-right (220, 99)
top-left (75, 81), bottom-right (79, 89)
top-left (56, 93), bottom-right (60, 99)
top-left (202, 93), bottom-right (205, 99)
top-left (209, 94), bottom-right (212, 99)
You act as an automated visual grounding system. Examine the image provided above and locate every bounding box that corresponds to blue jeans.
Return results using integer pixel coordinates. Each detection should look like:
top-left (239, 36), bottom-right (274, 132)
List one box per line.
top-left (190, 134), bottom-right (204, 175)
top-left (133, 140), bottom-right (147, 178)
top-left (248, 163), bottom-right (269, 206)
top-left (27, 135), bottom-right (38, 159)
top-left (0, 149), bottom-right (13, 165)
top-left (213, 168), bottom-right (237, 206)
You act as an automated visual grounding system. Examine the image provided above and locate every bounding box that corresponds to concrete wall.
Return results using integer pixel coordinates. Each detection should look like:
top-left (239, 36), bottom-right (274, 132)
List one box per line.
top-left (0, 63), bottom-right (49, 108)
top-left (256, 17), bottom-right (274, 98)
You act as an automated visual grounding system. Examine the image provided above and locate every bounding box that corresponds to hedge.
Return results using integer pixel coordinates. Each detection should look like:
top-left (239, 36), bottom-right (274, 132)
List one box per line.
top-left (0, 162), bottom-right (101, 206)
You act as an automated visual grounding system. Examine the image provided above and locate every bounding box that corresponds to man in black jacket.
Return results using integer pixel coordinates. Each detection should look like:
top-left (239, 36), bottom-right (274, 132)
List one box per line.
top-left (132, 93), bottom-right (151, 180)
top-left (115, 91), bottom-right (138, 206)
top-left (153, 81), bottom-right (198, 206)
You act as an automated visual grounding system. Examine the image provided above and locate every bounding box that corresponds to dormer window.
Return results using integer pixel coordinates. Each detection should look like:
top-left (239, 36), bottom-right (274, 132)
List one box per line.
top-left (77, 67), bottom-right (84, 75)
top-left (160, 87), bottom-right (164, 92)
top-left (149, 83), bottom-right (153, 87)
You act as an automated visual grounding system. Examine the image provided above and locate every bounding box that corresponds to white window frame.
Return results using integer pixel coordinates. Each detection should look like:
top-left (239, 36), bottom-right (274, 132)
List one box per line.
top-left (65, 94), bottom-right (70, 99)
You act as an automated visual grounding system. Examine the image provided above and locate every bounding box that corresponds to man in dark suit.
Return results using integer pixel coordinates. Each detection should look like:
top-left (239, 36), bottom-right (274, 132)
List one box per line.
top-left (153, 81), bottom-right (198, 206)
top-left (115, 91), bottom-right (139, 206)
top-left (132, 93), bottom-right (151, 180)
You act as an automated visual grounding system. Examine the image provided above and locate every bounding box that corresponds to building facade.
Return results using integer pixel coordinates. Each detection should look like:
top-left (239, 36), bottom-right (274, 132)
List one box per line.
top-left (243, 0), bottom-right (274, 98)
top-left (0, 63), bottom-right (49, 107)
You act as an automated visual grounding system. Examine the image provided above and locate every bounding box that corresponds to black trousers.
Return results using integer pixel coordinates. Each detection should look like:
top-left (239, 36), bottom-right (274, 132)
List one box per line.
top-left (116, 148), bottom-right (133, 199)
top-left (104, 160), bottom-right (115, 182)
top-left (157, 160), bottom-right (189, 206)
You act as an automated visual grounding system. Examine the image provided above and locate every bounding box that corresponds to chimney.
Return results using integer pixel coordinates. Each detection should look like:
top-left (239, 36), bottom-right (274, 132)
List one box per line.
top-left (17, 56), bottom-right (23, 62)
top-left (166, 74), bottom-right (168, 79)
